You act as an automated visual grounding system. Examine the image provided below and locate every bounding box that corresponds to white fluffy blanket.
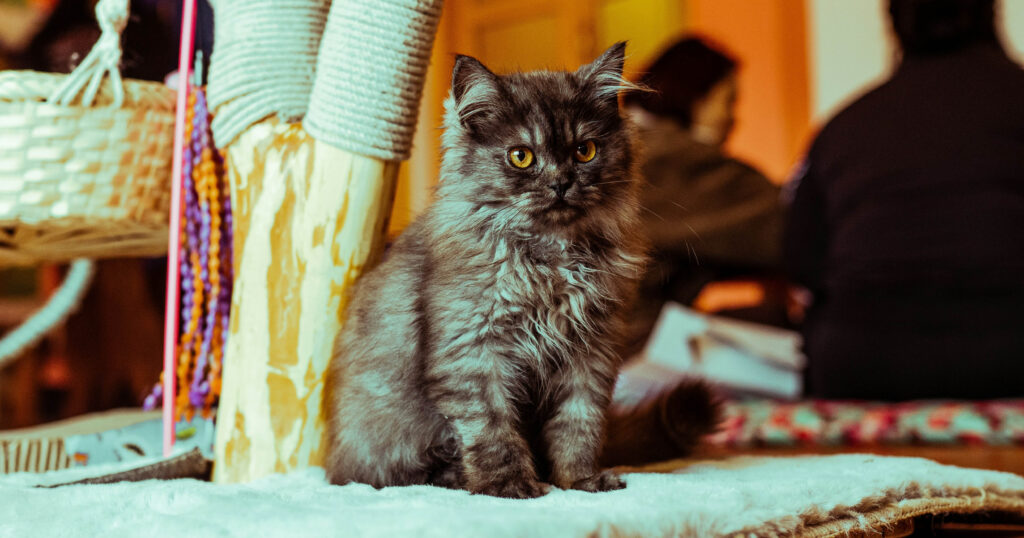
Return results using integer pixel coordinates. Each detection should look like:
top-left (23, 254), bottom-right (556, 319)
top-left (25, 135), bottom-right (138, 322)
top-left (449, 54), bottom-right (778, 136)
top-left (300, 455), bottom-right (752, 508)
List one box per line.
top-left (3, 455), bottom-right (1023, 537)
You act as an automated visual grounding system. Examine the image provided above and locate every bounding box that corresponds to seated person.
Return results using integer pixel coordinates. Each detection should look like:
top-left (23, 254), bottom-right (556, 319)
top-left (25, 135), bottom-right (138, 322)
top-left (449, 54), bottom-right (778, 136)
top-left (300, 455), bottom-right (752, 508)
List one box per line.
top-left (784, 0), bottom-right (1024, 400)
top-left (622, 37), bottom-right (786, 355)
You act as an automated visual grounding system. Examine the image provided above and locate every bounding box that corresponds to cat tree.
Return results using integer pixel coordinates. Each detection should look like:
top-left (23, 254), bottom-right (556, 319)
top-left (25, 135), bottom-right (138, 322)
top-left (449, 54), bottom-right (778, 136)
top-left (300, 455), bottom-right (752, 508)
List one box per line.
top-left (204, 0), bottom-right (443, 482)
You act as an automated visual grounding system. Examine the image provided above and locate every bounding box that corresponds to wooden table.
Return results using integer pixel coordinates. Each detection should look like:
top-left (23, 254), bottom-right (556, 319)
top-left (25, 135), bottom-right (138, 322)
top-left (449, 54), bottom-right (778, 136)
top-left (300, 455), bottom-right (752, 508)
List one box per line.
top-left (626, 445), bottom-right (1024, 537)
top-left (697, 445), bottom-right (1024, 477)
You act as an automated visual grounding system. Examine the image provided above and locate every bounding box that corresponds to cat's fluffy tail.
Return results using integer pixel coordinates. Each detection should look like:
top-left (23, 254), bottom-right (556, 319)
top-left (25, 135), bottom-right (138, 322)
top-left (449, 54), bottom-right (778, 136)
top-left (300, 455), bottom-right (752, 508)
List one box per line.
top-left (600, 378), bottom-right (722, 467)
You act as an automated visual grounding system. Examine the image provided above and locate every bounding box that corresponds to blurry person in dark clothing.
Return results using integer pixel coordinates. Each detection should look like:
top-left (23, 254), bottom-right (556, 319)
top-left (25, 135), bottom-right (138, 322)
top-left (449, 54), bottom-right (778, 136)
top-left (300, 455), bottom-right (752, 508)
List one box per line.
top-left (785, 0), bottom-right (1024, 400)
top-left (622, 37), bottom-right (786, 355)
top-left (19, 0), bottom-right (178, 80)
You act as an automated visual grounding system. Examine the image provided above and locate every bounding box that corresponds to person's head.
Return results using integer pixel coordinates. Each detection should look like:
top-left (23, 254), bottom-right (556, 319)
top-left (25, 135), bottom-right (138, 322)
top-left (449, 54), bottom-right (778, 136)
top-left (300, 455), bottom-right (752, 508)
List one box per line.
top-left (625, 37), bottom-right (738, 146)
top-left (888, 0), bottom-right (998, 56)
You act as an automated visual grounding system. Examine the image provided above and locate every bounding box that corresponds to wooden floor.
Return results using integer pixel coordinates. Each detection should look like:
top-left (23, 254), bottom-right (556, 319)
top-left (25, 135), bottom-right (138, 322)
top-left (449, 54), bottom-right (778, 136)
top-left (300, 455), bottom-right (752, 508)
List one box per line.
top-left (626, 444), bottom-right (1024, 478)
top-left (697, 445), bottom-right (1024, 477)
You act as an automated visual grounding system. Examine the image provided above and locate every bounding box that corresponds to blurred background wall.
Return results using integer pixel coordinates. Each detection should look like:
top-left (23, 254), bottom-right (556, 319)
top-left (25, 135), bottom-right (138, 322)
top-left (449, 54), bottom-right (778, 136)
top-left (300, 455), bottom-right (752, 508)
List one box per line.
top-left (810, 0), bottom-right (1024, 121)
top-left (390, 0), bottom-right (1024, 234)
top-left (1, 0), bottom-right (1022, 427)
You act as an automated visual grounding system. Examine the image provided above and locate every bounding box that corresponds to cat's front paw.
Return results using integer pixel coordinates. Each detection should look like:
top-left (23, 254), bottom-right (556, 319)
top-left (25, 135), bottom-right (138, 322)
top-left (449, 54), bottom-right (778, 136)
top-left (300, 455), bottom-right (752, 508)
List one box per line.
top-left (473, 477), bottom-right (548, 499)
top-left (569, 470), bottom-right (626, 493)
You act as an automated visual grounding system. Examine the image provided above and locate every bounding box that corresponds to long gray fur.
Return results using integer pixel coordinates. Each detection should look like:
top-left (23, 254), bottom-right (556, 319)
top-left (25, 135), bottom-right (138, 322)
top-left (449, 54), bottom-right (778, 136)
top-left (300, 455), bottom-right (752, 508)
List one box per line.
top-left (324, 43), bottom-right (647, 498)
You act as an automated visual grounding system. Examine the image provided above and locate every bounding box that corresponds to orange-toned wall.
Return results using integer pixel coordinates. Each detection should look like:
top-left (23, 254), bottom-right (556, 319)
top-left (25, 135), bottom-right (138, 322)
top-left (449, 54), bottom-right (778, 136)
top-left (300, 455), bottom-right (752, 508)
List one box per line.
top-left (388, 8), bottom-right (452, 236)
top-left (389, 0), bottom-right (813, 235)
top-left (688, 0), bottom-right (812, 182)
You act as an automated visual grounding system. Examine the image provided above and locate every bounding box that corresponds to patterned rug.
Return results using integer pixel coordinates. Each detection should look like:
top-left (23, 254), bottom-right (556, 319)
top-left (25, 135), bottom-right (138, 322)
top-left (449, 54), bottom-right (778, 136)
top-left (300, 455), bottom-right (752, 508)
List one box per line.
top-left (712, 399), bottom-right (1024, 447)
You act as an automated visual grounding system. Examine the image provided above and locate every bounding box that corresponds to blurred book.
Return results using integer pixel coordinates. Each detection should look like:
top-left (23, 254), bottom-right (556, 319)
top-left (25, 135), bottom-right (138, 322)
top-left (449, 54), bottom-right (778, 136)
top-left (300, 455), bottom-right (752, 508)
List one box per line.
top-left (615, 303), bottom-right (804, 405)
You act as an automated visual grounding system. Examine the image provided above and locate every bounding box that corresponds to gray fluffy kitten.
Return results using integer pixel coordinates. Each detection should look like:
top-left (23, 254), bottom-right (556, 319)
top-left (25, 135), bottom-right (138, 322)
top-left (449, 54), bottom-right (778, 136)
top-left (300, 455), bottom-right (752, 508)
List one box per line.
top-left (324, 43), bottom-right (717, 498)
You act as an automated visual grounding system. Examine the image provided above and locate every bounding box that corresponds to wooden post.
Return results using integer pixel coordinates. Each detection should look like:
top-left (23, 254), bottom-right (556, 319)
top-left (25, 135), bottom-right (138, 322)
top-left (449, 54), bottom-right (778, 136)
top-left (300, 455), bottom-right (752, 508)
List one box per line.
top-left (213, 120), bottom-right (398, 482)
top-left (208, 0), bottom-right (442, 482)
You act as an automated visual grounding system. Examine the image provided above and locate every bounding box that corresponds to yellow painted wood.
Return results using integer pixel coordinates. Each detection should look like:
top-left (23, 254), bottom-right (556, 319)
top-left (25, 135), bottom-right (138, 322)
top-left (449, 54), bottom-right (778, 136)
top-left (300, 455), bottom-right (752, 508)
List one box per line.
top-left (214, 119), bottom-right (398, 483)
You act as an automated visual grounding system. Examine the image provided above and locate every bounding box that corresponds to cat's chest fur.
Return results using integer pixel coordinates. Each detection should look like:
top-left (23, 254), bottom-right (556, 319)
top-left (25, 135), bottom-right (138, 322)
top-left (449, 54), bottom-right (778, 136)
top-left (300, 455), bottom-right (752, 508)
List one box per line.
top-left (476, 236), bottom-right (612, 364)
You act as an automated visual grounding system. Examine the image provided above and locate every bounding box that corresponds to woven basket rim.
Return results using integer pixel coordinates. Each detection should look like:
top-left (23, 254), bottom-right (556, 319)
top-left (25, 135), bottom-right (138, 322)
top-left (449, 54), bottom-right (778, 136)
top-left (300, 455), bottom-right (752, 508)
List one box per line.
top-left (0, 70), bottom-right (175, 264)
top-left (0, 70), bottom-right (175, 110)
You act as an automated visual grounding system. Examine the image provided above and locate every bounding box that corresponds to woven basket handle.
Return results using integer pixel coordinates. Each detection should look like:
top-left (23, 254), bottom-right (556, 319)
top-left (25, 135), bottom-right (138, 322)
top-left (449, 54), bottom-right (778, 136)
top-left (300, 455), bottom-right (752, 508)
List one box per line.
top-left (48, 0), bottom-right (129, 107)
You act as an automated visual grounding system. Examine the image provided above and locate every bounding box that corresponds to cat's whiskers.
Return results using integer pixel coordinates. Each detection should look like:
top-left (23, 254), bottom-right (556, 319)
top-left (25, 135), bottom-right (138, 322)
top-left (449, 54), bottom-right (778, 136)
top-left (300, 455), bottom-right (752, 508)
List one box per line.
top-left (637, 204), bottom-right (665, 222)
top-left (685, 241), bottom-right (701, 265)
top-left (669, 200), bottom-right (689, 211)
top-left (682, 221), bottom-right (703, 242)
top-left (587, 180), bottom-right (632, 187)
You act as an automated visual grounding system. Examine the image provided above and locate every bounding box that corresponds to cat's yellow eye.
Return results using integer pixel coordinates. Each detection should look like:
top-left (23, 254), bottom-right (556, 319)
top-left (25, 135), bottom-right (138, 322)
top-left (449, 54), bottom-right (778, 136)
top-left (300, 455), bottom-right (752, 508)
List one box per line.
top-left (508, 147), bottom-right (534, 169)
top-left (574, 140), bottom-right (597, 163)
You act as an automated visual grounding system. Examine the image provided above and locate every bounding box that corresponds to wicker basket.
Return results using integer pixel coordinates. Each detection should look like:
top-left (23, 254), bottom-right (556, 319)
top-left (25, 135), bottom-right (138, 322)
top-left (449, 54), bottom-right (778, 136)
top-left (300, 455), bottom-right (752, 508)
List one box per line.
top-left (0, 5), bottom-right (175, 266)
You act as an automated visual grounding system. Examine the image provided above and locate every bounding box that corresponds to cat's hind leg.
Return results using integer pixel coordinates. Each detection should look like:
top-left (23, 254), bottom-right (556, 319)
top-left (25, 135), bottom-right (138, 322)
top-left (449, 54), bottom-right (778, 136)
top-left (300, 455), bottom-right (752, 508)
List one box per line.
top-left (324, 364), bottom-right (450, 487)
top-left (324, 298), bottom-right (450, 488)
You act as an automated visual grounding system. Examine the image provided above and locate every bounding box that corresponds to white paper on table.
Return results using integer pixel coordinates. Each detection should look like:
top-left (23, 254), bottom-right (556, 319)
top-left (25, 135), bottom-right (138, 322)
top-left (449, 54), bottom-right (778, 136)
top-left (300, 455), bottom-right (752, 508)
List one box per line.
top-left (635, 302), bottom-right (804, 400)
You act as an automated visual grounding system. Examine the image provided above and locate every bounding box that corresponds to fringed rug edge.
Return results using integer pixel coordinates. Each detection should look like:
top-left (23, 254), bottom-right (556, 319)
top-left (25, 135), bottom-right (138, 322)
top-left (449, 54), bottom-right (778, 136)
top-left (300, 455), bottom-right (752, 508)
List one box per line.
top-left (734, 484), bottom-right (1024, 537)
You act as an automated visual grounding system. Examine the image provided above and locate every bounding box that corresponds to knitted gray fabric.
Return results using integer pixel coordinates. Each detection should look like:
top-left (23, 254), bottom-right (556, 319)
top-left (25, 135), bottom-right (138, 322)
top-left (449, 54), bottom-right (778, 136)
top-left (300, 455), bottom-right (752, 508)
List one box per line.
top-left (304, 0), bottom-right (443, 161)
top-left (206, 0), bottom-right (330, 147)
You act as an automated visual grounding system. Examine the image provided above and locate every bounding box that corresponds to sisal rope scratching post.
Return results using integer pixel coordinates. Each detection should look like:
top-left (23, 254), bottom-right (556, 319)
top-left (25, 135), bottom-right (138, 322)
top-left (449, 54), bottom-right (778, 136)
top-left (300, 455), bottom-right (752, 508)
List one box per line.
top-left (208, 0), bottom-right (443, 482)
top-left (206, 0), bottom-right (330, 148)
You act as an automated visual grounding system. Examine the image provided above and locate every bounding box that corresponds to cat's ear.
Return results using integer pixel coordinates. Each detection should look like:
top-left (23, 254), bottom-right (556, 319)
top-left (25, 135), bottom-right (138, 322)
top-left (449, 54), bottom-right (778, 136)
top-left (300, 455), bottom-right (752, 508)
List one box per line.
top-left (577, 41), bottom-right (629, 101)
top-left (451, 54), bottom-right (500, 131)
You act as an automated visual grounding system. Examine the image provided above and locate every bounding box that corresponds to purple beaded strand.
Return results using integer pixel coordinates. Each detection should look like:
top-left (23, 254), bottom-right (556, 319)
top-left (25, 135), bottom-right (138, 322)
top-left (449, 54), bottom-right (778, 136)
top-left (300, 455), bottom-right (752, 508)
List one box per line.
top-left (191, 90), bottom-right (216, 407)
